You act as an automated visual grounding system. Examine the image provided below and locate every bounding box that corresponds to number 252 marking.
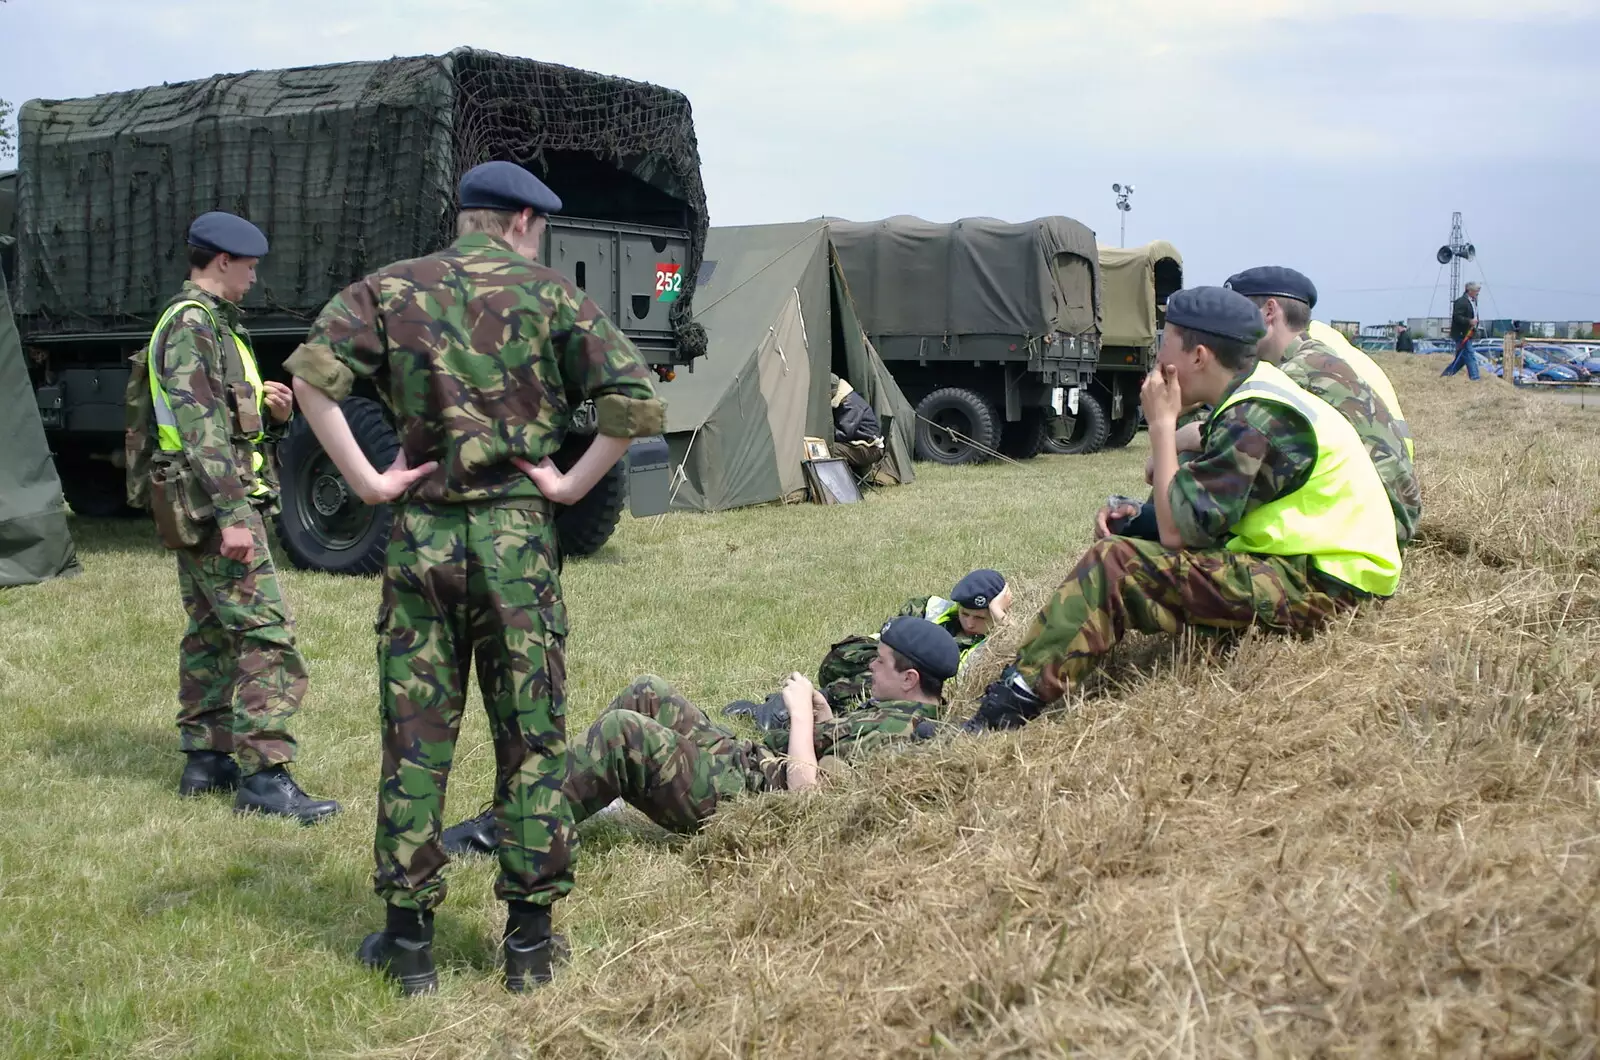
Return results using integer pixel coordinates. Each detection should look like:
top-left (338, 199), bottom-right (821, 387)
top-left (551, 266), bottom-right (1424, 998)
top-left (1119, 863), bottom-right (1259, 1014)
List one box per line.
top-left (655, 270), bottom-right (683, 293)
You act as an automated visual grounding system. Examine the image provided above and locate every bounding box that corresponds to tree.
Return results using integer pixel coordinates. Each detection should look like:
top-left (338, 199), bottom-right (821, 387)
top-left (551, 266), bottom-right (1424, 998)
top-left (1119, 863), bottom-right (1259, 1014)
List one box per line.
top-left (0, 98), bottom-right (14, 162)
top-left (0, 1), bottom-right (10, 161)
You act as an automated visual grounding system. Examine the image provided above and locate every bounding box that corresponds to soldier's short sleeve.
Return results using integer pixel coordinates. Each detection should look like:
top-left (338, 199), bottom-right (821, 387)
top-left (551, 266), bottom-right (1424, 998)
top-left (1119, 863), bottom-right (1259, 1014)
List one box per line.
top-left (550, 286), bottom-right (666, 438)
top-left (284, 278), bottom-right (388, 401)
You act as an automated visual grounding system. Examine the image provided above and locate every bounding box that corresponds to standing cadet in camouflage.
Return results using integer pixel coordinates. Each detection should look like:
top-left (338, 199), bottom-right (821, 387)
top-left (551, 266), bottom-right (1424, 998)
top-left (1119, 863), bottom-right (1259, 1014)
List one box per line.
top-left (442, 617), bottom-right (961, 854)
top-left (133, 211), bottom-right (340, 824)
top-left (967, 288), bottom-right (1401, 731)
top-left (286, 161), bottom-right (665, 996)
top-left (813, 568), bottom-right (1013, 710)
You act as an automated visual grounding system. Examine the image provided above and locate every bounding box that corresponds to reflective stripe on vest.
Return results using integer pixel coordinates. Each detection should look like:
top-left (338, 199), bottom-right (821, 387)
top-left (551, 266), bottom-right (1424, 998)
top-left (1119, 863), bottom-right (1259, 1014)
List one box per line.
top-left (1214, 361), bottom-right (1402, 597)
top-left (923, 596), bottom-right (959, 626)
top-left (148, 299), bottom-right (269, 494)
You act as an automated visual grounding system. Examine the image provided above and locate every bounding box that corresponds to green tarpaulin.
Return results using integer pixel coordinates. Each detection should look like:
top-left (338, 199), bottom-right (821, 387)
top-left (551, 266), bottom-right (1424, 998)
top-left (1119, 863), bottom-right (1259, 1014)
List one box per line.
top-left (660, 221), bottom-right (915, 512)
top-left (15, 49), bottom-right (709, 356)
top-left (0, 265), bottom-right (79, 587)
top-left (1098, 241), bottom-right (1183, 349)
top-left (828, 215), bottom-right (1101, 340)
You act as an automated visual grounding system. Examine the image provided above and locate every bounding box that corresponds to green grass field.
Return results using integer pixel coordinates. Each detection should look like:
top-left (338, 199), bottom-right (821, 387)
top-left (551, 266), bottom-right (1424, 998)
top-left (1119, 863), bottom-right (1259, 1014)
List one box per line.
top-left (0, 447), bottom-right (1139, 1058)
top-left (11, 355), bottom-right (1600, 1057)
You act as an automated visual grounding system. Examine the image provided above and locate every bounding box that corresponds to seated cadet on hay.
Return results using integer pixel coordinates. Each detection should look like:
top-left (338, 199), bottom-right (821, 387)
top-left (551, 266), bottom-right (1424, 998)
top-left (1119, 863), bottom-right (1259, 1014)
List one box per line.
top-left (440, 617), bottom-right (960, 854)
top-left (1112, 267), bottom-right (1418, 553)
top-left (965, 287), bottom-right (1402, 731)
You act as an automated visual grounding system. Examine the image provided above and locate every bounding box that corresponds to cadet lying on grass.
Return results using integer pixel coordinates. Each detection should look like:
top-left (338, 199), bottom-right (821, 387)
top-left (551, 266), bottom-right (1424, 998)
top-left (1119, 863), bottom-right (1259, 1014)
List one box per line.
top-left (806, 568), bottom-right (1013, 713)
top-left (442, 616), bottom-right (961, 852)
top-left (965, 286), bottom-right (1402, 732)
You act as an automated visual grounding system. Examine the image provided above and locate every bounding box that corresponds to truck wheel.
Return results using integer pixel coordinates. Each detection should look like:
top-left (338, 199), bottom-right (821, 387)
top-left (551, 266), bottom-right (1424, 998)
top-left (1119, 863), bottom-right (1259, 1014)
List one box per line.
top-left (1042, 390), bottom-right (1109, 456)
top-left (56, 454), bottom-right (139, 518)
top-left (276, 396), bottom-right (397, 576)
top-left (1103, 411), bottom-right (1142, 449)
top-left (998, 410), bottom-right (1048, 459)
top-left (914, 388), bottom-right (999, 465)
top-left (552, 436), bottom-right (626, 558)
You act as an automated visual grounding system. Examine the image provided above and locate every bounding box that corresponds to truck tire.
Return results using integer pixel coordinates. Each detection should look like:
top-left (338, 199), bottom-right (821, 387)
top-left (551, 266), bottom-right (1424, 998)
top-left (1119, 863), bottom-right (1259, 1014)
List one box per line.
top-left (276, 396), bottom-right (399, 576)
top-left (1103, 411), bottom-right (1142, 450)
top-left (914, 387), bottom-right (1000, 465)
top-left (1042, 390), bottom-right (1109, 456)
top-left (56, 455), bottom-right (139, 518)
top-left (552, 437), bottom-right (626, 558)
top-left (998, 410), bottom-right (1048, 460)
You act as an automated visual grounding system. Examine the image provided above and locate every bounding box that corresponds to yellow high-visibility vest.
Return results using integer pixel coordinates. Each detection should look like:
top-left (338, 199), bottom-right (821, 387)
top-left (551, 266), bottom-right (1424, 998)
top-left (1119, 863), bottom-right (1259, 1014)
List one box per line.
top-left (148, 299), bottom-right (269, 492)
top-left (1214, 361), bottom-right (1401, 597)
top-left (1306, 320), bottom-right (1413, 459)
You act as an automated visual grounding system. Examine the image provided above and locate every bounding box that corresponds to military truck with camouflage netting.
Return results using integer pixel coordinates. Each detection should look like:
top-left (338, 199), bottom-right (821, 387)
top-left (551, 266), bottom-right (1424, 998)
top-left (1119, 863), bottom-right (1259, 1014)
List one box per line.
top-left (1085, 240), bottom-right (1184, 451)
top-left (829, 216), bottom-right (1105, 463)
top-left (11, 48), bottom-right (708, 573)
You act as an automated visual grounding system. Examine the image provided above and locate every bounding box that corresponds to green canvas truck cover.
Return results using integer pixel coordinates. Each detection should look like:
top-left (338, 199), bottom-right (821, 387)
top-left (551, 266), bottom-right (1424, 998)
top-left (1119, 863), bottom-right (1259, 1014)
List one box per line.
top-left (14, 48), bottom-right (708, 356)
top-left (1098, 240), bottom-right (1183, 348)
top-left (0, 264), bottom-right (79, 587)
top-left (828, 215), bottom-right (1101, 340)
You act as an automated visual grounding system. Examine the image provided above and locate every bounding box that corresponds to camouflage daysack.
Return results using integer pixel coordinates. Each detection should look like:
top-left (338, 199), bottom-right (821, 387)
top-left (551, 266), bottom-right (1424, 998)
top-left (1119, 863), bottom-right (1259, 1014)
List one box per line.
top-left (816, 634), bottom-right (881, 711)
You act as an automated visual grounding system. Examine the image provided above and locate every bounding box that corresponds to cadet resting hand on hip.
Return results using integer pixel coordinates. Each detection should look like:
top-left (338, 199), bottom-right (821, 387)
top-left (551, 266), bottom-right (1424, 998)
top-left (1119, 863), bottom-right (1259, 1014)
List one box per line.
top-left (512, 434), bottom-right (631, 506)
top-left (291, 378), bottom-right (439, 505)
top-left (261, 380), bottom-right (295, 423)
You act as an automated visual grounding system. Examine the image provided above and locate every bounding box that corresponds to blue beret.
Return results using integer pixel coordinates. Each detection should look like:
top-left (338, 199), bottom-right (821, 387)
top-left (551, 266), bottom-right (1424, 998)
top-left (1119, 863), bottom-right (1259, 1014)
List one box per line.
top-left (1224, 266), bottom-right (1318, 310)
top-left (879, 616), bottom-right (961, 682)
top-left (951, 569), bottom-right (1005, 610)
top-left (187, 212), bottom-right (269, 258)
top-left (1165, 287), bottom-right (1266, 345)
top-left (458, 161), bottom-right (562, 215)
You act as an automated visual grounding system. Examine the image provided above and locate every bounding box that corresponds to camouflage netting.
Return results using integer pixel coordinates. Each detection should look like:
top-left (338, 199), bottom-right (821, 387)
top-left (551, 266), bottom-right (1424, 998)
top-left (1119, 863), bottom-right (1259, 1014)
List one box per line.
top-left (15, 48), bottom-right (707, 357)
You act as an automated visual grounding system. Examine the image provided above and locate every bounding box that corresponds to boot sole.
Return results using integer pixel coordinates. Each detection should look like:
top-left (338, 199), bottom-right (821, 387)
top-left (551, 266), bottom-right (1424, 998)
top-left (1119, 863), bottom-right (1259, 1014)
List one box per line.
top-left (179, 783), bottom-right (239, 797)
top-left (233, 801), bottom-right (342, 826)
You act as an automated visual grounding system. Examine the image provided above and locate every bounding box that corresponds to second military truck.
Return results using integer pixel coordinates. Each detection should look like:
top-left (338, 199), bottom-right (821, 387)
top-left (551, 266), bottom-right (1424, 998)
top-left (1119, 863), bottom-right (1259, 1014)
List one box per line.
top-left (13, 48), bottom-right (709, 573)
top-left (829, 215), bottom-right (1105, 463)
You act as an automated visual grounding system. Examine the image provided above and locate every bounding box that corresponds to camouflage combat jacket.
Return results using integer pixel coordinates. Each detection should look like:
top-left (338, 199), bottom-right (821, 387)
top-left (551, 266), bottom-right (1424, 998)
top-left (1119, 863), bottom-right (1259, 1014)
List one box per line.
top-left (283, 232), bottom-right (665, 503)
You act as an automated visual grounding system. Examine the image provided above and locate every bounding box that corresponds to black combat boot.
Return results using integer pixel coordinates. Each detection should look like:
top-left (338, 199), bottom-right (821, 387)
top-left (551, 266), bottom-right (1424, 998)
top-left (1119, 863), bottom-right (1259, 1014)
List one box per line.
top-left (961, 666), bottom-right (1048, 733)
top-left (358, 905), bottom-right (437, 996)
top-left (441, 808), bottom-right (500, 858)
top-left (504, 901), bottom-right (569, 994)
top-left (233, 765), bottom-right (341, 825)
top-left (178, 751), bottom-right (240, 797)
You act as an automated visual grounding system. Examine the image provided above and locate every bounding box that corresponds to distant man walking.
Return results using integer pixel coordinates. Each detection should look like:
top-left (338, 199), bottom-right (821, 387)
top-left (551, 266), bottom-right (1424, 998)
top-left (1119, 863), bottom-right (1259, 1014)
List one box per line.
top-left (1394, 322), bottom-right (1414, 353)
top-left (1441, 282), bottom-right (1482, 379)
top-left (132, 211), bottom-right (340, 825)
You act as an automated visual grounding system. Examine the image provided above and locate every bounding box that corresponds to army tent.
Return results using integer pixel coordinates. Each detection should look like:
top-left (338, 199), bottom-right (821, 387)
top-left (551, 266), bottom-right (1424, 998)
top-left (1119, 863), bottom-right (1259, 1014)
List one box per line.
top-left (1098, 241), bottom-right (1183, 349)
top-left (0, 264), bottom-right (80, 587)
top-left (660, 221), bottom-right (915, 512)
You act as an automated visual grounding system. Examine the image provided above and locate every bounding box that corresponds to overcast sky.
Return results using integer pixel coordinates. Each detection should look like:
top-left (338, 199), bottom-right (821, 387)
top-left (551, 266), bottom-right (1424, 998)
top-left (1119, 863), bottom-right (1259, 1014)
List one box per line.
top-left (2, 0), bottom-right (1595, 325)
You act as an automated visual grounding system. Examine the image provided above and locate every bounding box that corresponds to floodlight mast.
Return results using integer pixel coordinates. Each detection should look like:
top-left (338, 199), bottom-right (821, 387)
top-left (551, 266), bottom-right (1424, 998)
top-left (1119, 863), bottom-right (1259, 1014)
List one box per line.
top-left (1113, 183), bottom-right (1134, 248)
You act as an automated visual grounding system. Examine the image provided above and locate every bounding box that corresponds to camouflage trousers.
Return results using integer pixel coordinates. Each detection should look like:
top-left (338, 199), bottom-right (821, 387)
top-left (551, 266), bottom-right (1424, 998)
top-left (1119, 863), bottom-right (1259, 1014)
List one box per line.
top-left (564, 676), bottom-right (754, 835)
top-left (373, 502), bottom-right (573, 913)
top-left (1014, 536), bottom-right (1356, 699)
top-left (816, 635), bottom-right (880, 711)
top-left (174, 508), bottom-right (303, 775)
